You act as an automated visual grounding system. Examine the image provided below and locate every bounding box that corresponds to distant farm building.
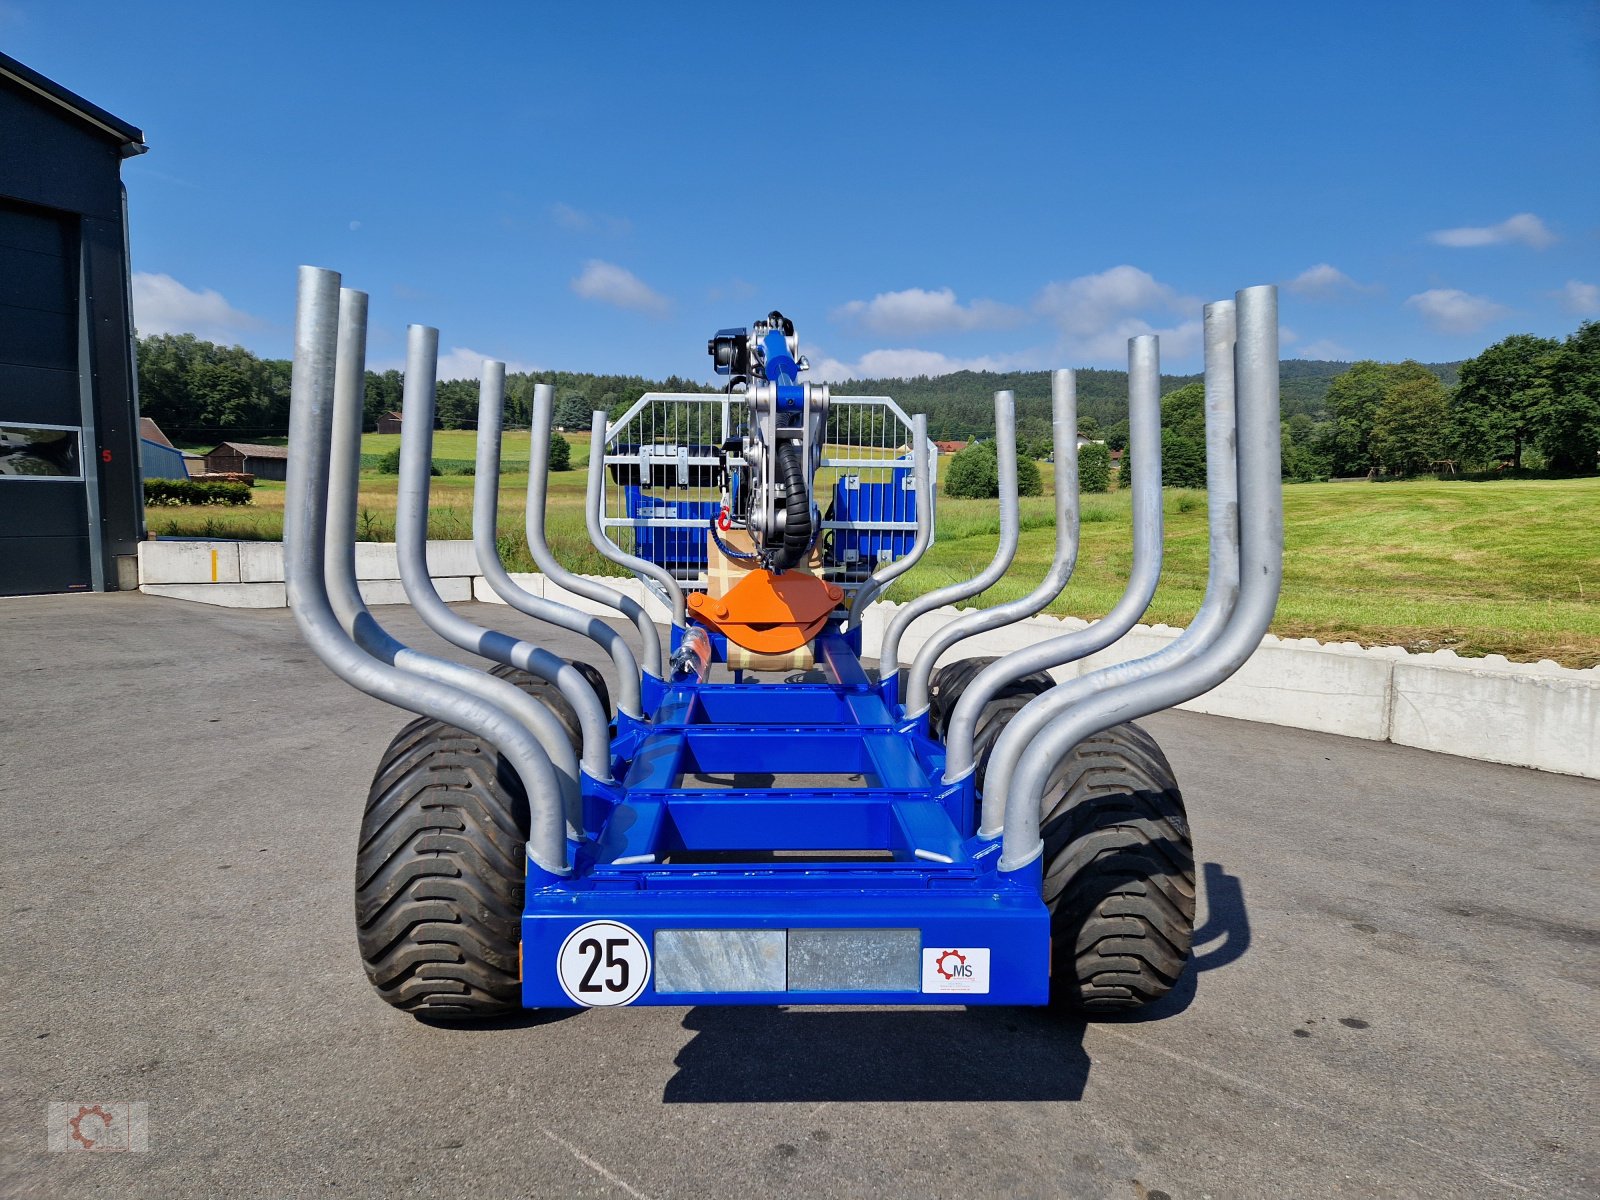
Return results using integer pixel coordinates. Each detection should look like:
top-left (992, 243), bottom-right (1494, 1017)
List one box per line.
top-left (138, 417), bottom-right (186, 480)
top-left (376, 411), bottom-right (403, 435)
top-left (934, 440), bottom-right (967, 455)
top-left (203, 441), bottom-right (288, 481)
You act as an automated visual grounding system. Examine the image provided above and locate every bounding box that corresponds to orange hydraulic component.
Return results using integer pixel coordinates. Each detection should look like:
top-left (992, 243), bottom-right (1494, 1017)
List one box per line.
top-left (687, 569), bottom-right (844, 654)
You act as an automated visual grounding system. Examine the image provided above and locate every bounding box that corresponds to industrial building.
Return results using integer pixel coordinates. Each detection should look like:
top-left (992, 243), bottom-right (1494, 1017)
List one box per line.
top-left (0, 51), bottom-right (147, 595)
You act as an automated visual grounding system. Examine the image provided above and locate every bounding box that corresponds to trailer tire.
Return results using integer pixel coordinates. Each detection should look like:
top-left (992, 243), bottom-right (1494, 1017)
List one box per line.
top-left (1039, 721), bottom-right (1194, 1013)
top-left (355, 717), bottom-right (530, 1019)
top-left (487, 659), bottom-right (612, 745)
top-left (927, 655), bottom-right (1054, 745)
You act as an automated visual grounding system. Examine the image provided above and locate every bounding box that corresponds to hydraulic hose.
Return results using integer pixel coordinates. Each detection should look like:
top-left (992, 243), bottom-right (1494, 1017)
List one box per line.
top-left (775, 441), bottom-right (813, 569)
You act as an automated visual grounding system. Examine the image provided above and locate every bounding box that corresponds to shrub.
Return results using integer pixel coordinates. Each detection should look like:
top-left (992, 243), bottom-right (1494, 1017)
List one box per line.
top-left (944, 442), bottom-right (997, 498)
top-left (1118, 435), bottom-right (1207, 489)
top-left (549, 432), bottom-right (572, 472)
top-left (375, 446), bottom-right (440, 476)
top-left (150, 480), bottom-right (236, 506)
top-left (144, 479), bottom-right (252, 506)
top-left (943, 439), bottom-right (1042, 498)
top-left (1079, 442), bottom-right (1111, 493)
top-left (1016, 455), bottom-right (1042, 497)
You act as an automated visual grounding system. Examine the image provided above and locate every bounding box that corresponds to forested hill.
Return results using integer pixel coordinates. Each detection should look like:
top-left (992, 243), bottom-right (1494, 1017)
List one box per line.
top-left (134, 331), bottom-right (1458, 446)
top-left (836, 359), bottom-right (1462, 442)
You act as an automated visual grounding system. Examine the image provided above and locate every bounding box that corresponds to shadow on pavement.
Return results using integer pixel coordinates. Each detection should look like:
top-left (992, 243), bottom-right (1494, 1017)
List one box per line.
top-left (664, 1006), bottom-right (1090, 1103)
top-left (657, 863), bottom-right (1252, 1098)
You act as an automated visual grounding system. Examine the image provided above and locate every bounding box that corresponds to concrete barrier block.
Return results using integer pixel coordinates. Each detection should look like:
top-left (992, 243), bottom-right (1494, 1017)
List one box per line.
top-left (636, 584), bottom-right (674, 626)
top-left (424, 540), bottom-right (479, 578)
top-left (1181, 640), bottom-right (1394, 741)
top-left (890, 607), bottom-right (965, 662)
top-left (353, 542), bottom-right (399, 580)
top-left (543, 575), bottom-right (640, 619)
top-left (472, 573), bottom-right (545, 605)
top-left (238, 541), bottom-right (284, 582)
top-left (142, 581), bottom-right (284, 608)
top-left (857, 603), bottom-right (895, 660)
top-left (357, 578), bottom-right (411, 606)
top-left (1390, 660), bottom-right (1600, 778)
top-left (358, 576), bottom-right (473, 606)
top-left (1077, 626), bottom-right (1181, 674)
top-left (138, 541), bottom-right (241, 585)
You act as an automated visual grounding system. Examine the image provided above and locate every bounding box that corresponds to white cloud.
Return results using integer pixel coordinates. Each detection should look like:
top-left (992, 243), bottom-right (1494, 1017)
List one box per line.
top-left (551, 202), bottom-right (632, 236)
top-left (1553, 279), bottom-right (1600, 316)
top-left (807, 344), bottom-right (1030, 382)
top-left (832, 287), bottom-right (1024, 335)
top-left (435, 346), bottom-right (537, 382)
top-left (1286, 263), bottom-right (1375, 298)
top-left (1405, 288), bottom-right (1510, 334)
top-left (1427, 212), bottom-right (1557, 249)
top-left (131, 272), bottom-right (266, 344)
top-left (570, 260), bottom-right (669, 315)
top-left (1033, 265), bottom-right (1202, 363)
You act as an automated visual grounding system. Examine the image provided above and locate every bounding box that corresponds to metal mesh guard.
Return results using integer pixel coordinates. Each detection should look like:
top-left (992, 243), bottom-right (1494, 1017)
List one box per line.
top-left (599, 393), bottom-right (926, 595)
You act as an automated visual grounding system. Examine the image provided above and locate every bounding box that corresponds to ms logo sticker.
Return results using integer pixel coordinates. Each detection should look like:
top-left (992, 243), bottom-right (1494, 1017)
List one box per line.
top-left (921, 947), bottom-right (991, 994)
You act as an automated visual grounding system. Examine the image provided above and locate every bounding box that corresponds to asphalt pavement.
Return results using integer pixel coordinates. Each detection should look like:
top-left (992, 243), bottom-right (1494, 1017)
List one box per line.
top-left (1, 592), bottom-right (1595, 1199)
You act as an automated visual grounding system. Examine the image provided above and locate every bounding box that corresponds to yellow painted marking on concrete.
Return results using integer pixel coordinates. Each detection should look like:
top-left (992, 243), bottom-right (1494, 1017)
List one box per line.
top-left (210, 548), bottom-right (218, 582)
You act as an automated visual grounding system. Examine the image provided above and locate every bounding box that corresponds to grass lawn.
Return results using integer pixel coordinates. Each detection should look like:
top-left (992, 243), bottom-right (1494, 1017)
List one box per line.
top-left (147, 438), bottom-right (1600, 668)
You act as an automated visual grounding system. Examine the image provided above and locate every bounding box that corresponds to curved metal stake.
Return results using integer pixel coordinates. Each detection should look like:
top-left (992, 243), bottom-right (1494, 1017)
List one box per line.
top-left (282, 266), bottom-right (567, 877)
top-left (847, 414), bottom-right (932, 625)
top-left (879, 391), bottom-right (1019, 691)
top-left (527, 384), bottom-right (666, 681)
top-left (396, 328), bottom-right (614, 809)
top-left (997, 286), bottom-right (1281, 873)
top-left (586, 410), bottom-right (688, 629)
top-left (948, 334), bottom-right (1166, 795)
top-left (904, 372), bottom-right (1081, 715)
top-left (323, 292), bottom-right (585, 815)
top-left (472, 363), bottom-right (645, 719)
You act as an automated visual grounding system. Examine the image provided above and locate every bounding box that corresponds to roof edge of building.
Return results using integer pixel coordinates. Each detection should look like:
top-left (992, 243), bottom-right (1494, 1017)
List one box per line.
top-left (0, 51), bottom-right (146, 154)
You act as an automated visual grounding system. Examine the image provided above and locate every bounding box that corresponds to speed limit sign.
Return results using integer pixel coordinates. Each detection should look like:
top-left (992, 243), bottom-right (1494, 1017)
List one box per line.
top-left (556, 921), bottom-right (650, 1006)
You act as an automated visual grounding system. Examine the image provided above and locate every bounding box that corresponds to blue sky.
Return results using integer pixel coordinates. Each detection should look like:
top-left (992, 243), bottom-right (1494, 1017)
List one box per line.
top-left (6, 1), bottom-right (1598, 381)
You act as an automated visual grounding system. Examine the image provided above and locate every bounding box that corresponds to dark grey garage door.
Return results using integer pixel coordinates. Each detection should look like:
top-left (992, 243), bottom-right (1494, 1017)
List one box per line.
top-left (0, 197), bottom-right (91, 595)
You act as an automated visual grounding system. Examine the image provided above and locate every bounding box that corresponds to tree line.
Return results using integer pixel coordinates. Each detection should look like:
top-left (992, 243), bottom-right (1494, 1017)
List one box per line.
top-left (136, 321), bottom-right (1597, 480)
top-left (134, 332), bottom-right (712, 444)
top-left (1290, 323), bottom-right (1598, 480)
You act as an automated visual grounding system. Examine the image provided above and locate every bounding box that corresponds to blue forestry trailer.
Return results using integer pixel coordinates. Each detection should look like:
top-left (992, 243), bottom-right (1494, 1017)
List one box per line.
top-left (284, 268), bottom-right (1281, 1017)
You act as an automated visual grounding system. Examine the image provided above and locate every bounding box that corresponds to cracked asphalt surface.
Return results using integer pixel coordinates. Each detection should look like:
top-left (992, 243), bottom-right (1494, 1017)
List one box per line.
top-left (1, 593), bottom-right (1595, 1199)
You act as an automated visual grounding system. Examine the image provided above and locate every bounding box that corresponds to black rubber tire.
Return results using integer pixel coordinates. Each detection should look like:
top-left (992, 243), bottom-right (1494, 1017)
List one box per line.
top-left (355, 717), bottom-right (530, 1019)
top-left (487, 659), bottom-right (612, 745)
top-left (1038, 721), bottom-right (1195, 1013)
top-left (927, 655), bottom-right (1054, 745)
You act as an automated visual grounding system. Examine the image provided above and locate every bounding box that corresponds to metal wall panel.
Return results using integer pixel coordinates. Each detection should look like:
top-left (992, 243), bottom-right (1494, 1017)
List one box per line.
top-left (0, 86), bottom-right (125, 220)
top-left (0, 198), bottom-right (90, 593)
top-left (0, 533), bottom-right (92, 593)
